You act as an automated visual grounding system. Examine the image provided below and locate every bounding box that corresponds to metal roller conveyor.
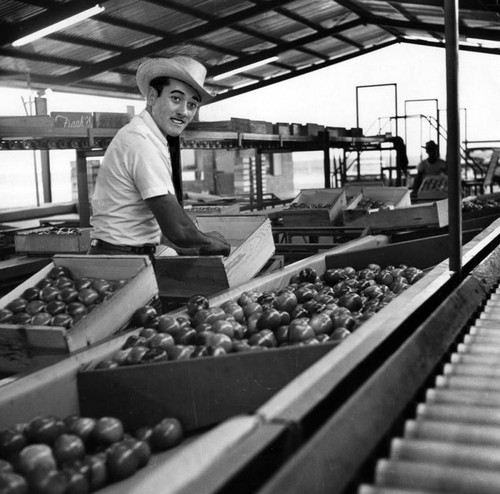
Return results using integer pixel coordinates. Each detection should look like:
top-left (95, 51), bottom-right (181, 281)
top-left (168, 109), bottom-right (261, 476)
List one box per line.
top-left (359, 287), bottom-right (500, 494)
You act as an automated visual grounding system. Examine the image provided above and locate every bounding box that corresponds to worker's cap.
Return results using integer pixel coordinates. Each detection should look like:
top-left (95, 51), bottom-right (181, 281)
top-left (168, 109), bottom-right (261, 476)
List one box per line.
top-left (423, 140), bottom-right (438, 151)
top-left (136, 56), bottom-right (215, 105)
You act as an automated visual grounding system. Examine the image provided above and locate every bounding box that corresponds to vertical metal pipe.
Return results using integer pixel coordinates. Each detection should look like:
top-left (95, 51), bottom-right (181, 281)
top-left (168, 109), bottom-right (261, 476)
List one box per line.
top-left (76, 150), bottom-right (90, 227)
top-left (445, 0), bottom-right (462, 273)
top-left (322, 131), bottom-right (331, 188)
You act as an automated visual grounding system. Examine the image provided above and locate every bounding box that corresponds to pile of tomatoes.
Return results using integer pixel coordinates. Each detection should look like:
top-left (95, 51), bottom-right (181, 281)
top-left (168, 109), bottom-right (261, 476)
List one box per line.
top-left (0, 266), bottom-right (127, 329)
top-left (96, 263), bottom-right (425, 369)
top-left (0, 413), bottom-right (183, 493)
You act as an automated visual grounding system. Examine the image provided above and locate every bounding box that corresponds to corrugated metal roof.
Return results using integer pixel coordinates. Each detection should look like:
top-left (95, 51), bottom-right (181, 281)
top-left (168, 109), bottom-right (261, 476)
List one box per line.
top-left (0, 0), bottom-right (499, 102)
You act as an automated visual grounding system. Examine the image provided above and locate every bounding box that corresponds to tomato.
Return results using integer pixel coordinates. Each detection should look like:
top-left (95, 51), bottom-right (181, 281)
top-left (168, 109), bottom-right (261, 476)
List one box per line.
top-left (23, 300), bottom-right (46, 316)
top-left (52, 434), bottom-right (86, 466)
top-left (186, 294), bottom-right (209, 316)
top-left (165, 345), bottom-right (195, 360)
top-left (121, 335), bottom-right (147, 349)
top-left (77, 289), bottom-right (99, 307)
top-left (134, 427), bottom-right (153, 444)
top-left (106, 443), bottom-right (139, 481)
top-left (244, 312), bottom-right (261, 337)
top-left (0, 471), bottom-right (27, 494)
top-left (205, 333), bottom-right (232, 353)
top-left (206, 346), bottom-right (227, 357)
top-left (81, 453), bottom-right (107, 491)
top-left (230, 321), bottom-right (246, 340)
top-left (141, 348), bottom-right (168, 364)
top-left (40, 286), bottom-right (60, 303)
top-left (288, 318), bottom-right (315, 343)
top-left (248, 329), bottom-right (277, 348)
top-left (22, 287), bottom-right (41, 302)
top-left (45, 300), bottom-right (66, 316)
top-left (59, 466), bottom-right (89, 494)
top-left (36, 278), bottom-right (54, 290)
top-left (219, 301), bottom-right (245, 323)
top-left (74, 278), bottom-right (91, 291)
top-left (150, 418), bottom-right (183, 451)
top-left (242, 302), bottom-right (263, 319)
top-left (10, 313), bottom-right (32, 325)
top-left (274, 291), bottom-right (298, 314)
top-left (290, 305), bottom-right (309, 320)
top-left (257, 308), bottom-right (282, 331)
top-left (121, 438), bottom-right (151, 468)
top-left (174, 327), bottom-right (198, 346)
top-left (232, 340), bottom-right (252, 352)
top-left (112, 348), bottom-right (132, 366)
top-left (0, 459), bottom-right (13, 473)
top-left (339, 293), bottom-right (363, 312)
top-left (54, 277), bottom-right (74, 290)
top-left (6, 298), bottom-right (28, 314)
top-left (237, 290), bottom-right (261, 306)
top-left (293, 285), bottom-right (317, 304)
top-left (25, 416), bottom-right (66, 445)
top-left (0, 309), bottom-right (14, 324)
top-left (126, 346), bottom-right (149, 365)
top-left (330, 327), bottom-right (351, 343)
top-left (274, 325), bottom-right (290, 345)
top-left (309, 313), bottom-right (333, 336)
top-left (65, 418), bottom-right (96, 444)
top-left (17, 444), bottom-right (57, 476)
top-left (51, 314), bottom-right (74, 329)
top-left (298, 267), bottom-right (318, 283)
top-left (256, 292), bottom-right (277, 310)
top-left (90, 279), bottom-right (111, 295)
top-left (322, 268), bottom-right (348, 286)
top-left (91, 417), bottom-right (124, 446)
top-left (211, 320), bottom-right (235, 339)
top-left (48, 266), bottom-right (72, 279)
top-left (131, 305), bottom-right (158, 328)
top-left (95, 360), bottom-right (119, 370)
top-left (148, 333), bottom-right (175, 350)
top-left (303, 300), bottom-right (325, 315)
top-left (66, 302), bottom-right (88, 318)
top-left (0, 428), bottom-right (27, 458)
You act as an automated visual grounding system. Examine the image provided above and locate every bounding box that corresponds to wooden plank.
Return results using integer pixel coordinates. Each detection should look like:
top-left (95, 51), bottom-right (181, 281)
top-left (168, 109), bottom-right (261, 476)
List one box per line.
top-left (14, 227), bottom-right (91, 255)
top-left (77, 342), bottom-right (335, 433)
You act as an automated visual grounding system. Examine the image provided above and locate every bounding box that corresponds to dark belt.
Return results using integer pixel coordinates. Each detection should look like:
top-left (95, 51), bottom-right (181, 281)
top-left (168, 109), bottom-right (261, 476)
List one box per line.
top-left (90, 239), bottom-right (156, 255)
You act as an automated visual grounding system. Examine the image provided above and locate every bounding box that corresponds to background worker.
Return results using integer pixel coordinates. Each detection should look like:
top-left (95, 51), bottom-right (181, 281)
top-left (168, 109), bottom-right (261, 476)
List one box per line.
top-left (88, 55), bottom-right (231, 258)
top-left (412, 140), bottom-right (447, 193)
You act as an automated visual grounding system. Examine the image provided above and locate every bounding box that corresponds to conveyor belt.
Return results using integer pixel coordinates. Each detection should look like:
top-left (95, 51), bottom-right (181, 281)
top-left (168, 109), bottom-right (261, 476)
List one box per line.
top-left (359, 284), bottom-right (500, 494)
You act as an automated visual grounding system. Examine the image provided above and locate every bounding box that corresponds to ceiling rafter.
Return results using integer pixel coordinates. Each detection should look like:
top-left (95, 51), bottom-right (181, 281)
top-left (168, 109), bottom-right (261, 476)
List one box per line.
top-left (54, 0), bottom-right (299, 85)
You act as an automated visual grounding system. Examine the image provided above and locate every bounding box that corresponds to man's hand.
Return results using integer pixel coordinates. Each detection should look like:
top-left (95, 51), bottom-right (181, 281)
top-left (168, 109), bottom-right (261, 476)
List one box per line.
top-left (199, 232), bottom-right (231, 256)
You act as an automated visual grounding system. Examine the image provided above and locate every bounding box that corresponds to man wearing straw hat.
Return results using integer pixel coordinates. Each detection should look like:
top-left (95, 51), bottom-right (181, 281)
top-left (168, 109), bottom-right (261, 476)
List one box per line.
top-left (88, 55), bottom-right (231, 257)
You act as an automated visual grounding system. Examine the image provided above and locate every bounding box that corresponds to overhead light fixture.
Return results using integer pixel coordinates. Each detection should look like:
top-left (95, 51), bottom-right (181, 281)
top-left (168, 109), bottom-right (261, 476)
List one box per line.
top-left (12, 4), bottom-right (105, 47)
top-left (466, 37), bottom-right (500, 49)
top-left (213, 56), bottom-right (279, 81)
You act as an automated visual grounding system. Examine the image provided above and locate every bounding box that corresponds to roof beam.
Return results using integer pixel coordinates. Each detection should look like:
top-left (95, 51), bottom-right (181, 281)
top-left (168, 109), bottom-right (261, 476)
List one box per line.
top-left (209, 40), bottom-right (399, 104)
top-left (54, 0), bottom-right (299, 85)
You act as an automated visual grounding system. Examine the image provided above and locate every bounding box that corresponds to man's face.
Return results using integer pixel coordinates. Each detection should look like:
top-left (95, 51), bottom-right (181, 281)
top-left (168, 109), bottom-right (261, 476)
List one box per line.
top-left (148, 79), bottom-right (200, 137)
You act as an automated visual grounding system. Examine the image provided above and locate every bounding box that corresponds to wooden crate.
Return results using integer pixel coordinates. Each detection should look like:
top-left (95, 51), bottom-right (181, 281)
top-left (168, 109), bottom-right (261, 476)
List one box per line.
top-left (0, 255), bottom-right (157, 358)
top-left (77, 342), bottom-right (334, 434)
top-left (281, 188), bottom-right (347, 227)
top-left (343, 199), bottom-right (449, 230)
top-left (184, 203), bottom-right (241, 220)
top-left (417, 175), bottom-right (448, 200)
top-left (342, 186), bottom-right (414, 229)
top-left (14, 227), bottom-right (92, 255)
top-left (155, 215), bottom-right (275, 299)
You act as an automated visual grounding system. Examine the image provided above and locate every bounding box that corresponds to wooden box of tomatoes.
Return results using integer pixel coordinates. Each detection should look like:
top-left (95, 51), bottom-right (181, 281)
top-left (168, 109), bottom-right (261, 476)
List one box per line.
top-left (0, 255), bottom-right (158, 369)
top-left (77, 341), bottom-right (336, 434)
top-left (14, 227), bottom-right (92, 256)
top-left (155, 215), bottom-right (275, 300)
top-left (281, 188), bottom-right (347, 227)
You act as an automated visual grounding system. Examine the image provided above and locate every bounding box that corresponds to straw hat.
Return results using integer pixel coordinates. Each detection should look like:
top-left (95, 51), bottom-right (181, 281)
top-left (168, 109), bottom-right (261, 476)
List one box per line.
top-left (136, 56), bottom-right (214, 104)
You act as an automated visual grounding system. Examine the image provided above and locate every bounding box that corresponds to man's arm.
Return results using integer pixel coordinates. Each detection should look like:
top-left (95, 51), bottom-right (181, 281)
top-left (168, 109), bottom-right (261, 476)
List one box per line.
top-left (145, 193), bottom-right (230, 256)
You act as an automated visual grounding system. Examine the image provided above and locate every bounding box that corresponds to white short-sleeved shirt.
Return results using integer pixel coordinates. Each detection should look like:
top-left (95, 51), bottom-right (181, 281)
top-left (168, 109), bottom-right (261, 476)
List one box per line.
top-left (90, 110), bottom-right (175, 246)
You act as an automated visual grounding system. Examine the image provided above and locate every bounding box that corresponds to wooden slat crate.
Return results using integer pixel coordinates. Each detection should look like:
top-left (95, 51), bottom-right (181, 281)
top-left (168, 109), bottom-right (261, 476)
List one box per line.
top-left (155, 215), bottom-right (275, 299)
top-left (281, 188), bottom-right (347, 227)
top-left (14, 227), bottom-right (92, 255)
top-left (0, 255), bottom-right (158, 363)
